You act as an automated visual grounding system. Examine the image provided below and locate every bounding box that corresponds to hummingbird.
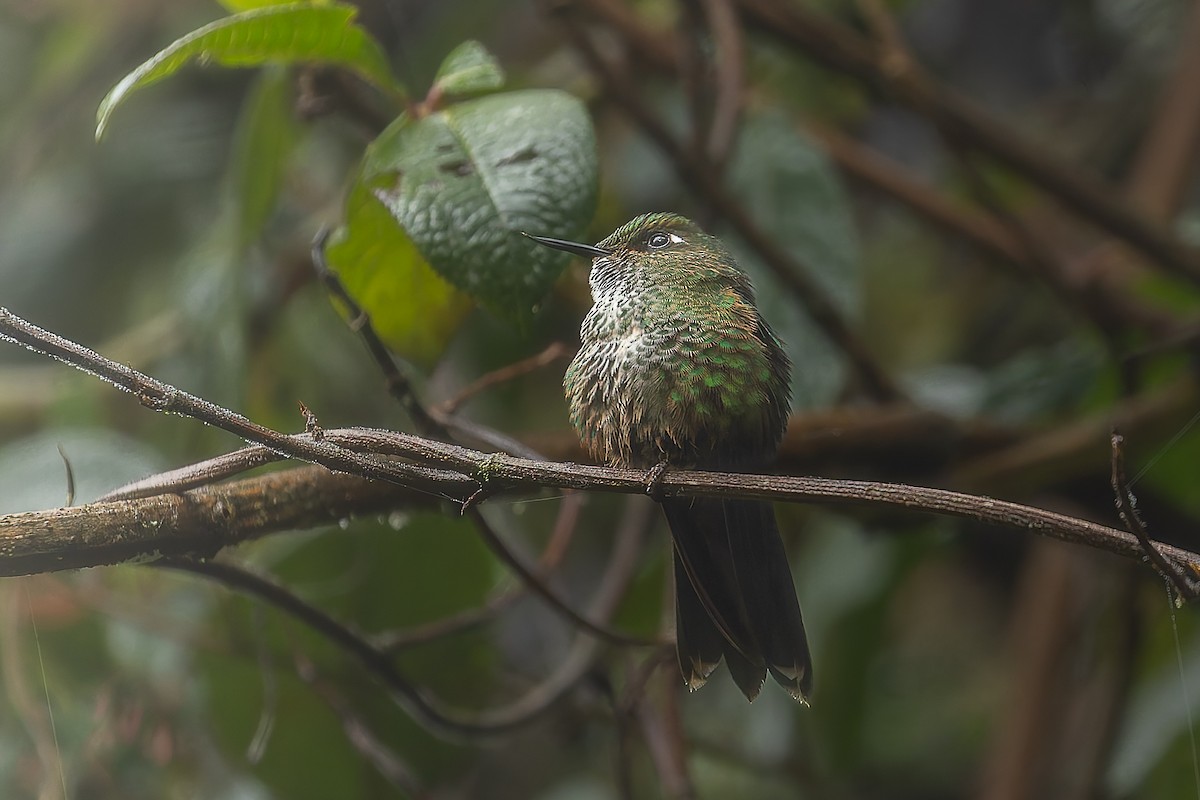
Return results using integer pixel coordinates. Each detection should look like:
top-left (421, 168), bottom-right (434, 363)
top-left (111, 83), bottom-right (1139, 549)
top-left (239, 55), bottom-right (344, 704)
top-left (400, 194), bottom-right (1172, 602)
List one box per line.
top-left (527, 212), bottom-right (812, 702)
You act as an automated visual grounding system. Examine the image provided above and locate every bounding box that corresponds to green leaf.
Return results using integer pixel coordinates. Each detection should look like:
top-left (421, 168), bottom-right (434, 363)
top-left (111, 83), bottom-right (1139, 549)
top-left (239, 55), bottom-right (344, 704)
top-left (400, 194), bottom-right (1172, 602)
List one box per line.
top-left (432, 40), bottom-right (504, 98)
top-left (325, 177), bottom-right (472, 368)
top-left (726, 111), bottom-right (861, 409)
top-left (364, 89), bottom-right (597, 320)
top-left (96, 3), bottom-right (402, 140)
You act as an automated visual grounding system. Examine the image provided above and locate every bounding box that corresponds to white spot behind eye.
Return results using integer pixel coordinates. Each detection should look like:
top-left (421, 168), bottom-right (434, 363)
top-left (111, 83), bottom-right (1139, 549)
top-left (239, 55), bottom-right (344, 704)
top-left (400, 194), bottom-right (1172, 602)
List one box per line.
top-left (668, 233), bottom-right (685, 244)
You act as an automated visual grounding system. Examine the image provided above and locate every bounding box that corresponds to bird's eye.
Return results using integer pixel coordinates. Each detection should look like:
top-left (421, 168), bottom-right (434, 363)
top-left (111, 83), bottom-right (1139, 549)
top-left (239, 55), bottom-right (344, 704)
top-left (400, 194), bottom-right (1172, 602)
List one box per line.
top-left (646, 232), bottom-right (671, 249)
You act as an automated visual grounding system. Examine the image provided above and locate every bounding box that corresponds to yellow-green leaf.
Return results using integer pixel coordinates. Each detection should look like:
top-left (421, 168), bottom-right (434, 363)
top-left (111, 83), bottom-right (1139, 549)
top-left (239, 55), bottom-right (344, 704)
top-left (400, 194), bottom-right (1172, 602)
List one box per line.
top-left (325, 177), bottom-right (472, 368)
top-left (96, 3), bottom-right (402, 140)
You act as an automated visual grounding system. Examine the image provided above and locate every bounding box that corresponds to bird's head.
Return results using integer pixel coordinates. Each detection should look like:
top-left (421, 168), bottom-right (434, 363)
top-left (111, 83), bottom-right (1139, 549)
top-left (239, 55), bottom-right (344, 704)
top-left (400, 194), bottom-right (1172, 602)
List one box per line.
top-left (526, 212), bottom-right (745, 301)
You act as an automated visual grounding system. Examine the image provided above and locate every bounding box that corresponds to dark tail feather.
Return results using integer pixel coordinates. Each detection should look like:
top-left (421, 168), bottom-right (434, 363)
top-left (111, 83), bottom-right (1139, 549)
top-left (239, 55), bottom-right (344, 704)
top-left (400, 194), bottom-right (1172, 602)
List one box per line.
top-left (673, 551), bottom-right (766, 698)
top-left (663, 497), bottom-right (812, 703)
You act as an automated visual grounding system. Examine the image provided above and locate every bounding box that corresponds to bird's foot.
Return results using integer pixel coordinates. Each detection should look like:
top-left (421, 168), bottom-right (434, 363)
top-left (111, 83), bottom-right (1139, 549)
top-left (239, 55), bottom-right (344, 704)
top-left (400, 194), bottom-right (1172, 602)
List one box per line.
top-left (643, 460), bottom-right (669, 501)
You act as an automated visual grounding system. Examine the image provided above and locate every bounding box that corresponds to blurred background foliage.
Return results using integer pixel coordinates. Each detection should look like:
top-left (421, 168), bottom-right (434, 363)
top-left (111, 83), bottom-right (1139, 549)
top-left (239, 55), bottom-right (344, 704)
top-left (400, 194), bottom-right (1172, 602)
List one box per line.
top-left (1, 0), bottom-right (1200, 798)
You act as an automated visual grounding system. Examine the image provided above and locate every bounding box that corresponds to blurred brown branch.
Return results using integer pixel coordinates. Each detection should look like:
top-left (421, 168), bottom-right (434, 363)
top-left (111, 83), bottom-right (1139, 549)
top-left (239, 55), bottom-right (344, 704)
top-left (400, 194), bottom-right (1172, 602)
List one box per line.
top-left (734, 0), bottom-right (1200, 286)
top-left (561, 0), bottom-right (1191, 353)
top-left (1124, 2), bottom-right (1200, 221)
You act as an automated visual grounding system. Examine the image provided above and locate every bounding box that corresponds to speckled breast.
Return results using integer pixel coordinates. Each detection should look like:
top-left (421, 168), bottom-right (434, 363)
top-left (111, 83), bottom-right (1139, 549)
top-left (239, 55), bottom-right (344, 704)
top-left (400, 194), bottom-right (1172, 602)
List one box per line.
top-left (563, 313), bottom-right (788, 470)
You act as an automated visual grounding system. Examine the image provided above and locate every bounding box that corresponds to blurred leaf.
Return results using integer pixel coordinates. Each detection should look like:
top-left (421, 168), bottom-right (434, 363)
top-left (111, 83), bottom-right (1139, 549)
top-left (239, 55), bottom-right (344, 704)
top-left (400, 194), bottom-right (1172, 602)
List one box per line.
top-left (333, 88), bottom-right (596, 355)
top-left (905, 363), bottom-right (988, 418)
top-left (228, 67), bottom-right (301, 247)
top-left (432, 40), bottom-right (505, 98)
top-left (726, 111), bottom-right (860, 408)
top-left (95, 3), bottom-right (403, 139)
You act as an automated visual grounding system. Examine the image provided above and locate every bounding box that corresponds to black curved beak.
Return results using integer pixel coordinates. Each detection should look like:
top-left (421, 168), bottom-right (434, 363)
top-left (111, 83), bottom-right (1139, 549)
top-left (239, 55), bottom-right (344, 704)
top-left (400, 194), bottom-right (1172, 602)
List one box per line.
top-left (523, 232), bottom-right (611, 259)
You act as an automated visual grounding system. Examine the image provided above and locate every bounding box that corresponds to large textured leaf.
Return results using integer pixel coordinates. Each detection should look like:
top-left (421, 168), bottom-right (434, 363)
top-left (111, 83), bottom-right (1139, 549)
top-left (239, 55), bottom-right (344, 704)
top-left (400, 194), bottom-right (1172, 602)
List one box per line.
top-left (96, 3), bottom-right (401, 139)
top-left (370, 89), bottom-right (597, 315)
top-left (726, 111), bottom-right (861, 409)
top-left (330, 88), bottom-right (596, 361)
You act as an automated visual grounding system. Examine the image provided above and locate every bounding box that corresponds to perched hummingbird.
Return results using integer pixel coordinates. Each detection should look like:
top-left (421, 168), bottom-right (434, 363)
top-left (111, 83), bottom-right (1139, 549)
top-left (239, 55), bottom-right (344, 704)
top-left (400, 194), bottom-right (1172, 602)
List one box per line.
top-left (528, 212), bottom-right (812, 702)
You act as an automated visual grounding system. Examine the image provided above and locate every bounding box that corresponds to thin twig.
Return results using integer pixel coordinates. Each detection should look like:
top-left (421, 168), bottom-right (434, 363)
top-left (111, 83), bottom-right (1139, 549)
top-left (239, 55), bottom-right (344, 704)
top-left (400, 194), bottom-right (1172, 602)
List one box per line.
top-left (311, 229), bottom-right (442, 436)
top-left (100, 446), bottom-right (288, 501)
top-left (434, 493), bottom-right (652, 734)
top-left (463, 505), bottom-right (658, 647)
top-left (440, 342), bottom-right (572, 415)
top-left (159, 557), bottom-right (638, 740)
top-left (312, 232), bottom-right (544, 462)
top-left (56, 445), bottom-right (74, 508)
top-left (1110, 430), bottom-right (1200, 601)
top-left (0, 583), bottom-right (67, 800)
top-left (294, 654), bottom-right (426, 796)
top-left (156, 558), bottom-right (466, 736)
top-left (374, 492), bottom-right (585, 653)
top-left (245, 604), bottom-right (277, 765)
top-left (0, 308), bottom-right (469, 499)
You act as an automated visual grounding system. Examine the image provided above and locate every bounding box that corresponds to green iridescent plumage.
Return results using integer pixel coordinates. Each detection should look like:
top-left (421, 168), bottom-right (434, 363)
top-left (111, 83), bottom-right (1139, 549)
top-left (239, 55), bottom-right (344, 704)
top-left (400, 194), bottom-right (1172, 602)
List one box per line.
top-left (562, 213), bottom-right (791, 470)
top-left (532, 212), bottom-right (813, 703)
